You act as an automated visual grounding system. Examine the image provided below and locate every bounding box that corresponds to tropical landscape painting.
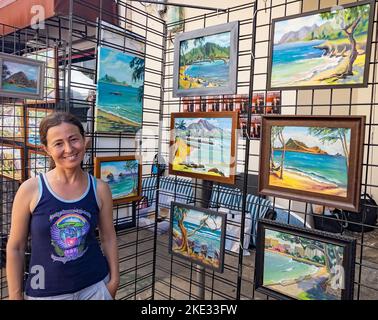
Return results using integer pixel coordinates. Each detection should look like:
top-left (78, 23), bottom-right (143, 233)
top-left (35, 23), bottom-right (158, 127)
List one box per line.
top-left (28, 150), bottom-right (49, 178)
top-left (269, 125), bottom-right (351, 197)
top-left (171, 113), bottom-right (236, 183)
top-left (27, 108), bottom-right (53, 147)
top-left (0, 145), bottom-right (23, 181)
top-left (170, 203), bottom-right (226, 272)
top-left (95, 46), bottom-right (145, 133)
top-left (269, 1), bottom-right (373, 89)
top-left (97, 157), bottom-right (140, 203)
top-left (0, 105), bottom-right (24, 141)
top-left (262, 228), bottom-right (346, 300)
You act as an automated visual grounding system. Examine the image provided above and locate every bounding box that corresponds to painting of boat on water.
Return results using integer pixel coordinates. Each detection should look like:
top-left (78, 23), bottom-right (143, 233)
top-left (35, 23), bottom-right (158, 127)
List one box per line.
top-left (169, 202), bottom-right (226, 272)
top-left (95, 156), bottom-right (141, 204)
top-left (95, 46), bottom-right (145, 133)
top-left (268, 0), bottom-right (374, 90)
top-left (170, 112), bottom-right (237, 184)
top-left (173, 21), bottom-right (239, 97)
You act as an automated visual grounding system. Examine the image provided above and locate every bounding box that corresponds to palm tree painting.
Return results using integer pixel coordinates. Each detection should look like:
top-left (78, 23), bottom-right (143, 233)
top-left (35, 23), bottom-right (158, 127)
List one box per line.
top-left (269, 125), bottom-right (351, 197)
top-left (170, 204), bottom-right (226, 272)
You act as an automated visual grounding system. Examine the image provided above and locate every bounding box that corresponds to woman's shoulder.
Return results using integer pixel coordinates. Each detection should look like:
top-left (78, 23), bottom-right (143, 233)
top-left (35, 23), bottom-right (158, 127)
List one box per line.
top-left (15, 177), bottom-right (40, 205)
top-left (19, 176), bottom-right (40, 192)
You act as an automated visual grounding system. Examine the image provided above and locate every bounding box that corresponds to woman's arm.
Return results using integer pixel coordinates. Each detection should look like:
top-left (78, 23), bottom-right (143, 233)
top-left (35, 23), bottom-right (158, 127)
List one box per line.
top-left (6, 179), bottom-right (37, 300)
top-left (97, 180), bottom-right (120, 298)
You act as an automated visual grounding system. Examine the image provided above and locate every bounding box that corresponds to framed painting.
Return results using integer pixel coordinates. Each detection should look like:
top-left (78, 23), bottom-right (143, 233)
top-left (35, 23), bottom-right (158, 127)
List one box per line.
top-left (94, 155), bottom-right (142, 204)
top-left (0, 52), bottom-right (45, 99)
top-left (255, 219), bottom-right (356, 300)
top-left (0, 103), bottom-right (24, 141)
top-left (173, 21), bottom-right (239, 97)
top-left (267, 0), bottom-right (375, 90)
top-left (169, 202), bottom-right (227, 273)
top-left (28, 149), bottom-right (49, 178)
top-left (26, 107), bottom-right (54, 148)
top-left (24, 47), bottom-right (58, 104)
top-left (169, 111), bottom-right (238, 184)
top-left (0, 143), bottom-right (24, 181)
top-left (258, 115), bottom-right (365, 212)
top-left (95, 46), bottom-right (145, 134)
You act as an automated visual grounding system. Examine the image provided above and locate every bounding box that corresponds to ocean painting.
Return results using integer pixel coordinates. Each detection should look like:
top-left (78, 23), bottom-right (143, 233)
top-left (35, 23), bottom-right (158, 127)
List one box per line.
top-left (269, 126), bottom-right (351, 197)
top-left (263, 229), bottom-right (344, 300)
top-left (29, 151), bottom-right (49, 178)
top-left (0, 105), bottom-right (23, 141)
top-left (100, 159), bottom-right (140, 202)
top-left (0, 145), bottom-right (23, 181)
top-left (95, 46), bottom-right (145, 133)
top-left (172, 115), bottom-right (235, 181)
top-left (270, 1), bottom-right (373, 89)
top-left (170, 204), bottom-right (226, 272)
top-left (27, 108), bottom-right (53, 147)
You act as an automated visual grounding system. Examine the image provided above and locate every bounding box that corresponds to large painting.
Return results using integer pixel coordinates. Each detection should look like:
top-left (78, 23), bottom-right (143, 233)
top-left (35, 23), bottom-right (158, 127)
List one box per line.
top-left (0, 104), bottom-right (24, 141)
top-left (28, 150), bottom-right (49, 178)
top-left (255, 219), bottom-right (356, 300)
top-left (0, 143), bottom-right (24, 181)
top-left (259, 116), bottom-right (365, 212)
top-left (94, 155), bottom-right (142, 204)
top-left (169, 112), bottom-right (238, 184)
top-left (95, 46), bottom-right (145, 133)
top-left (169, 202), bottom-right (227, 273)
top-left (268, 0), bottom-right (375, 90)
top-left (173, 21), bottom-right (239, 97)
top-left (0, 52), bottom-right (45, 99)
top-left (26, 107), bottom-right (54, 148)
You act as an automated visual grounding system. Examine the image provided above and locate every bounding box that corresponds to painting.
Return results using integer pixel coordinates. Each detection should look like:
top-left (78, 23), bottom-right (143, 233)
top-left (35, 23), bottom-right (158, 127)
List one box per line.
top-left (265, 91), bottom-right (281, 114)
top-left (170, 112), bottom-right (238, 184)
top-left (0, 52), bottom-right (45, 99)
top-left (173, 21), bottom-right (239, 97)
top-left (94, 156), bottom-right (142, 204)
top-left (259, 116), bottom-right (365, 212)
top-left (166, 6), bottom-right (184, 33)
top-left (240, 115), bottom-right (261, 140)
top-left (169, 202), bottom-right (227, 273)
top-left (255, 219), bottom-right (356, 300)
top-left (24, 47), bottom-right (58, 104)
top-left (26, 107), bottom-right (53, 148)
top-left (0, 104), bottom-right (24, 141)
top-left (268, 0), bottom-right (375, 90)
top-left (252, 92), bottom-right (264, 114)
top-left (28, 150), bottom-right (49, 178)
top-left (95, 46), bottom-right (145, 133)
top-left (0, 143), bottom-right (24, 181)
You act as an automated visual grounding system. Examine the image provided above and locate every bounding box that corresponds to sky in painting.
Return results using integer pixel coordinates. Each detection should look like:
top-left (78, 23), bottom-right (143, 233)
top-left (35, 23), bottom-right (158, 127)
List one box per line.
top-left (181, 31), bottom-right (231, 54)
top-left (176, 117), bottom-right (232, 131)
top-left (177, 207), bottom-right (221, 231)
top-left (101, 160), bottom-right (138, 176)
top-left (3, 60), bottom-right (39, 81)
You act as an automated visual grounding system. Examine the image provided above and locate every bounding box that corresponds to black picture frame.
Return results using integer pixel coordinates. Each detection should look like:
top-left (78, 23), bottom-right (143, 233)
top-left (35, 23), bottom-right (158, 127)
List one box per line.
top-left (254, 219), bottom-right (356, 300)
top-left (169, 202), bottom-right (227, 273)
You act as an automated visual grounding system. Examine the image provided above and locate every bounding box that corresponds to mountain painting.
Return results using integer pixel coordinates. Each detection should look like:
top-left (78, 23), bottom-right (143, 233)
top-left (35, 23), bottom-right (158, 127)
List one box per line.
top-left (269, 1), bottom-right (373, 89)
top-left (170, 203), bottom-right (226, 272)
top-left (269, 126), bottom-right (351, 197)
top-left (95, 46), bottom-right (145, 133)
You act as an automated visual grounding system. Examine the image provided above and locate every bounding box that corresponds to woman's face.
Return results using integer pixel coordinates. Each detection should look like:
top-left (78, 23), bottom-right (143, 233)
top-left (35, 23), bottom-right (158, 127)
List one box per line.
top-left (44, 122), bottom-right (86, 170)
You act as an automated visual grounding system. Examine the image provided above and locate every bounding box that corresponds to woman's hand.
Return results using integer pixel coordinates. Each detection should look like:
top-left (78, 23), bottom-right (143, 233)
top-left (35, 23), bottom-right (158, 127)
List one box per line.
top-left (106, 280), bottom-right (119, 299)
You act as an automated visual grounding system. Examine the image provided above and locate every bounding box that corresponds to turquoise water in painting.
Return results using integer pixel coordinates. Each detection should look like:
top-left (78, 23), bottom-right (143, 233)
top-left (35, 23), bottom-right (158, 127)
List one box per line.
top-left (273, 40), bottom-right (325, 65)
top-left (2, 83), bottom-right (37, 94)
top-left (184, 60), bottom-right (229, 87)
top-left (108, 177), bottom-right (137, 199)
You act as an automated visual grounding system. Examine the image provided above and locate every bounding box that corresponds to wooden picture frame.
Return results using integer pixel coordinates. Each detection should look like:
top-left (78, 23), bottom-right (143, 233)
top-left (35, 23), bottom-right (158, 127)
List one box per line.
top-left (0, 142), bottom-right (24, 182)
top-left (169, 202), bottom-right (227, 273)
top-left (28, 149), bottom-right (49, 178)
top-left (267, 0), bottom-right (375, 91)
top-left (26, 107), bottom-right (54, 148)
top-left (0, 103), bottom-right (24, 142)
top-left (255, 219), bottom-right (356, 300)
top-left (169, 111), bottom-right (238, 184)
top-left (0, 52), bottom-right (45, 99)
top-left (94, 155), bottom-right (142, 205)
top-left (258, 115), bottom-right (365, 212)
top-left (173, 21), bottom-right (239, 97)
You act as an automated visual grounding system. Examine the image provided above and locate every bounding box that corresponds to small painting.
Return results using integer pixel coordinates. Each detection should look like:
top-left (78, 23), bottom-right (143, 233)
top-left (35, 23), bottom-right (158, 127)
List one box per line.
top-left (268, 0), bottom-right (375, 90)
top-left (28, 150), bottom-right (49, 178)
top-left (169, 202), bottom-right (227, 273)
top-left (94, 156), bottom-right (142, 204)
top-left (252, 92), bottom-right (265, 114)
top-left (0, 104), bottom-right (24, 141)
top-left (265, 91), bottom-right (281, 114)
top-left (0, 143), bottom-right (24, 181)
top-left (95, 46), bottom-right (145, 134)
top-left (26, 107), bottom-right (53, 147)
top-left (240, 115), bottom-right (261, 139)
top-left (255, 219), bottom-right (356, 300)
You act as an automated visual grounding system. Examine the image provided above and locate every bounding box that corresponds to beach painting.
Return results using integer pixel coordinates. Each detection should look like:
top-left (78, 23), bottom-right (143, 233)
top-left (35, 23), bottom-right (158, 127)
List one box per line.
top-left (0, 53), bottom-right (45, 99)
top-left (95, 156), bottom-right (142, 204)
top-left (0, 104), bottom-right (24, 141)
top-left (169, 202), bottom-right (226, 272)
top-left (268, 1), bottom-right (374, 89)
top-left (95, 46), bottom-right (145, 133)
top-left (28, 150), bottom-right (49, 178)
top-left (0, 144), bottom-right (23, 181)
top-left (170, 112), bottom-right (237, 184)
top-left (173, 21), bottom-right (239, 97)
top-left (255, 220), bottom-right (356, 300)
top-left (26, 108), bottom-right (53, 147)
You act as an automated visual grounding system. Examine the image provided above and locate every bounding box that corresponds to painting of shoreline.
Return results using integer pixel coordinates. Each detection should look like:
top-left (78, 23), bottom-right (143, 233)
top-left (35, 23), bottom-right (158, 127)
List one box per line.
top-left (95, 46), bottom-right (145, 133)
top-left (0, 144), bottom-right (23, 181)
top-left (0, 104), bottom-right (24, 141)
top-left (28, 150), bottom-right (49, 178)
top-left (269, 1), bottom-right (373, 89)
top-left (170, 203), bottom-right (226, 272)
top-left (269, 125), bottom-right (351, 197)
top-left (27, 108), bottom-right (53, 147)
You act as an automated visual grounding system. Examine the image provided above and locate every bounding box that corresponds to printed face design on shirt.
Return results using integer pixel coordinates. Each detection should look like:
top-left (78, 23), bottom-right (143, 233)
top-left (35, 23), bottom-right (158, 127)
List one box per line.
top-left (50, 210), bottom-right (91, 264)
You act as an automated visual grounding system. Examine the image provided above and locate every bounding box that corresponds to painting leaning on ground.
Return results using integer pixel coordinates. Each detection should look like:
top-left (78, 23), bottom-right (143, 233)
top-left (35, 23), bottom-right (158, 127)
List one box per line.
top-left (269, 1), bottom-right (373, 89)
top-left (269, 126), bottom-right (351, 197)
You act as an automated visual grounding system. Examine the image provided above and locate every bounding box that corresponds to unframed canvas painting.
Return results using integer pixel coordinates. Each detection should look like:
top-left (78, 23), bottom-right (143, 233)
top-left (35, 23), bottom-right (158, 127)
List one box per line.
top-left (27, 108), bottom-right (53, 147)
top-left (28, 151), bottom-right (49, 178)
top-left (0, 104), bottom-right (24, 141)
top-left (269, 1), bottom-right (374, 89)
top-left (0, 145), bottom-right (23, 181)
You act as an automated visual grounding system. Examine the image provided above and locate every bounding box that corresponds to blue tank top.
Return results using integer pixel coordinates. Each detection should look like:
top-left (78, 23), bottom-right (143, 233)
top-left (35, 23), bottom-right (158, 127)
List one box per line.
top-left (25, 173), bottom-right (109, 297)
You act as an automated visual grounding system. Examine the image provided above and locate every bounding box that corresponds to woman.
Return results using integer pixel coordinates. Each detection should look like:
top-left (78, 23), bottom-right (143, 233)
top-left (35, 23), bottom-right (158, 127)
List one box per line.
top-left (6, 112), bottom-right (119, 300)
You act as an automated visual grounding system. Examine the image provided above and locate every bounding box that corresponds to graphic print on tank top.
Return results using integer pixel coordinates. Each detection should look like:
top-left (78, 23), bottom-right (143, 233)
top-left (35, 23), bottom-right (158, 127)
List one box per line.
top-left (50, 209), bottom-right (91, 264)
